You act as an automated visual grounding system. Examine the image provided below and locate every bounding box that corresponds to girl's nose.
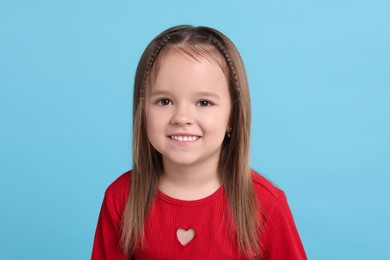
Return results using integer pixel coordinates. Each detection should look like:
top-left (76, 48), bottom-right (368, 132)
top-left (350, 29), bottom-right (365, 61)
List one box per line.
top-left (170, 105), bottom-right (193, 126)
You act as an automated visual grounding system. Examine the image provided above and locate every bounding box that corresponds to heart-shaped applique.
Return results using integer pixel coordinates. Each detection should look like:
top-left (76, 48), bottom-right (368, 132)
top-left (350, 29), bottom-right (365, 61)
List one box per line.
top-left (176, 227), bottom-right (195, 246)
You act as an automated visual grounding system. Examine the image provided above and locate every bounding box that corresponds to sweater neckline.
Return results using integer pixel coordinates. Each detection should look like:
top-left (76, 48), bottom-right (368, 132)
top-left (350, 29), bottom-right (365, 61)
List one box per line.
top-left (157, 186), bottom-right (223, 207)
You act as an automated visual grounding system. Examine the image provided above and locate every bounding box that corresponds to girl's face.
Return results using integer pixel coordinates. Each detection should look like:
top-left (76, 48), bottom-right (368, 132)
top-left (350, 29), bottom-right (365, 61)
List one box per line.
top-left (145, 50), bottom-right (232, 170)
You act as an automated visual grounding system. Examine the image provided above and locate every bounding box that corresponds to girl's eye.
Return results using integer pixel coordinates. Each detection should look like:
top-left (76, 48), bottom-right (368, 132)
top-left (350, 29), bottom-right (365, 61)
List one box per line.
top-left (197, 100), bottom-right (213, 107)
top-left (156, 98), bottom-right (172, 106)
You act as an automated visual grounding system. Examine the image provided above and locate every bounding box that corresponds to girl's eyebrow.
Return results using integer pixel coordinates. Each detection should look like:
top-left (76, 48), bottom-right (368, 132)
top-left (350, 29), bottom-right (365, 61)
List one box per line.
top-left (149, 89), bottom-right (171, 97)
top-left (194, 91), bottom-right (221, 100)
top-left (149, 90), bottom-right (221, 100)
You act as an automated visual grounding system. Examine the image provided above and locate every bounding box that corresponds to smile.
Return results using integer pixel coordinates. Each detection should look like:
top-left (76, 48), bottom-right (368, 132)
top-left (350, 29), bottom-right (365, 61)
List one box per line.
top-left (169, 136), bottom-right (200, 142)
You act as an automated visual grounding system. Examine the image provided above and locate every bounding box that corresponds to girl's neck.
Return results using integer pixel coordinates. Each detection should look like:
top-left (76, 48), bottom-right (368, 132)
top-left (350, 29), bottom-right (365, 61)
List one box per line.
top-left (158, 159), bottom-right (221, 200)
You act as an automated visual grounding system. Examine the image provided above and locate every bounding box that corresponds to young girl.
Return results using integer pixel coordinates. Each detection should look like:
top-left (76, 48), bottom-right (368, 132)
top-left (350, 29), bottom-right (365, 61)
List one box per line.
top-left (92, 25), bottom-right (306, 259)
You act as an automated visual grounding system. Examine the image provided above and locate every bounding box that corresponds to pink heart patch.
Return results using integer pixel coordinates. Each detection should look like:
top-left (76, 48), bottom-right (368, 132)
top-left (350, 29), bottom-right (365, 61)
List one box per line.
top-left (176, 227), bottom-right (195, 246)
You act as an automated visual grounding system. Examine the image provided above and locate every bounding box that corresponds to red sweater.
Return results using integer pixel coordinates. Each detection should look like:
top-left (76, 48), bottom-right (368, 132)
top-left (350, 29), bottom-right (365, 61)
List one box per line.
top-left (92, 171), bottom-right (306, 259)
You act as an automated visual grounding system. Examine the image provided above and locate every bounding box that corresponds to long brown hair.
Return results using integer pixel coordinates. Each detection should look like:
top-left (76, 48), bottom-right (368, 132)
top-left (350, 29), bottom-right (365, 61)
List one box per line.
top-left (121, 25), bottom-right (261, 257)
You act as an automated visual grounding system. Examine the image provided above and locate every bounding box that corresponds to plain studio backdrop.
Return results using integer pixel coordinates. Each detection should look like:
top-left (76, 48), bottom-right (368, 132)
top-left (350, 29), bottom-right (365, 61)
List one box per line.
top-left (0, 0), bottom-right (389, 259)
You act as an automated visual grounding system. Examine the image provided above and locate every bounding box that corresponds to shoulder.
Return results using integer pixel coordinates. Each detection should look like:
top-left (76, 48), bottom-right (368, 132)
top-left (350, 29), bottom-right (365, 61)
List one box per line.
top-left (250, 169), bottom-right (285, 218)
top-left (106, 170), bottom-right (131, 195)
top-left (250, 169), bottom-right (284, 201)
top-left (104, 170), bottom-right (131, 214)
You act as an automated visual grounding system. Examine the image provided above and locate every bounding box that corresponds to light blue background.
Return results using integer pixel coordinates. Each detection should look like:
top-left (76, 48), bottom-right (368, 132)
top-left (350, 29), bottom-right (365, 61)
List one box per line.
top-left (1, 0), bottom-right (389, 259)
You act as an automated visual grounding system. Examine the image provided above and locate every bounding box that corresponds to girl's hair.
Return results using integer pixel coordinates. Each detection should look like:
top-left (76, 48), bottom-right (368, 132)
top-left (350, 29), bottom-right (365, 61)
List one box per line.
top-left (121, 25), bottom-right (261, 257)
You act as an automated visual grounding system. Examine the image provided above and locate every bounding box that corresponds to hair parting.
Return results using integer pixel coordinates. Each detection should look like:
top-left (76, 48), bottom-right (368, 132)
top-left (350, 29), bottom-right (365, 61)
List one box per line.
top-left (121, 25), bottom-right (262, 258)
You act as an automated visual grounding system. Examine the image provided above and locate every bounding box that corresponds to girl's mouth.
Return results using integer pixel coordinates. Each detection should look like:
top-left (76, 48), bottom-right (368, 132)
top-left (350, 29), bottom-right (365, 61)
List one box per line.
top-left (169, 135), bottom-right (200, 142)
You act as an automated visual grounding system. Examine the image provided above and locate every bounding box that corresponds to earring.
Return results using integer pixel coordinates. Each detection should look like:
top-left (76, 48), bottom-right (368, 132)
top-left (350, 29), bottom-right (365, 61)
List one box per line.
top-left (226, 127), bottom-right (232, 138)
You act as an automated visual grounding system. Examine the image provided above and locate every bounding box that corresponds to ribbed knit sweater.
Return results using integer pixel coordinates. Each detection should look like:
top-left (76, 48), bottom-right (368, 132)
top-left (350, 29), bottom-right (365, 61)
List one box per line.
top-left (92, 170), bottom-right (306, 259)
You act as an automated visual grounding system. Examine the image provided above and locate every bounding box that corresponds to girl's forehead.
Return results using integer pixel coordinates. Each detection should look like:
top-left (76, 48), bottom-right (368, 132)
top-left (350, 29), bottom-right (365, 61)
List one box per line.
top-left (161, 49), bottom-right (222, 70)
top-left (150, 45), bottom-right (229, 85)
top-left (168, 45), bottom-right (223, 64)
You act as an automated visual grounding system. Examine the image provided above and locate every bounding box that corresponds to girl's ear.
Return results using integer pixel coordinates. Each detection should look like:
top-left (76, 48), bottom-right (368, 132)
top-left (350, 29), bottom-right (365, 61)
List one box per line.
top-left (226, 127), bottom-right (232, 138)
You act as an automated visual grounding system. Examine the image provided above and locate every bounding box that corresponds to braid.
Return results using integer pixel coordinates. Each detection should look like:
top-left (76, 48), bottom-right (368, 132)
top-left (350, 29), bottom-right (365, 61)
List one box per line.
top-left (211, 37), bottom-right (241, 96)
top-left (140, 36), bottom-right (171, 98)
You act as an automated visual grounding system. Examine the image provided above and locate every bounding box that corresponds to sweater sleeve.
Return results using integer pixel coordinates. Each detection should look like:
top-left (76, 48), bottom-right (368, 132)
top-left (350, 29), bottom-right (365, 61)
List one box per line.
top-left (261, 192), bottom-right (307, 260)
top-left (91, 191), bottom-right (128, 260)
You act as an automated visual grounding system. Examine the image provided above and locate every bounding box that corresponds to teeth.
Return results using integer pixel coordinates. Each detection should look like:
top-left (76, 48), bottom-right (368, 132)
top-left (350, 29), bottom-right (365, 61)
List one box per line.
top-left (170, 136), bottom-right (199, 142)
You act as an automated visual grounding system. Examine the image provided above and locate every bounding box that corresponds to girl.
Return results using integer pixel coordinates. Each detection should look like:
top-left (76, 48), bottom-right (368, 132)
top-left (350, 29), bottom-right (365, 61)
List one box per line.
top-left (92, 25), bottom-right (306, 259)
